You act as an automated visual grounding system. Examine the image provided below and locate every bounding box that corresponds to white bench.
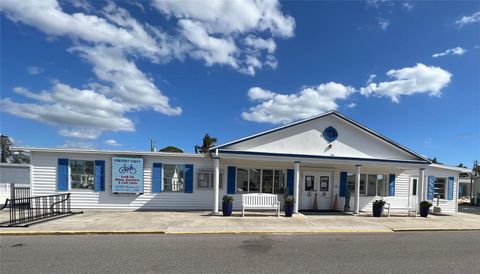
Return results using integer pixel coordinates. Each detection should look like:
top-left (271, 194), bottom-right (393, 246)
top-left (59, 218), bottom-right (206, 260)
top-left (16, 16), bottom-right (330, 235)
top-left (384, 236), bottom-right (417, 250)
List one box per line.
top-left (383, 197), bottom-right (417, 217)
top-left (242, 193), bottom-right (280, 217)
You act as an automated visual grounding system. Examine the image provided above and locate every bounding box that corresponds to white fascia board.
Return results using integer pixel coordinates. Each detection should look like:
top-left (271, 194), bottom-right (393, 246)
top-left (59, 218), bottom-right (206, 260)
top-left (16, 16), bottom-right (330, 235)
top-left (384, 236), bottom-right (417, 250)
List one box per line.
top-left (12, 147), bottom-right (208, 159)
top-left (428, 163), bottom-right (472, 173)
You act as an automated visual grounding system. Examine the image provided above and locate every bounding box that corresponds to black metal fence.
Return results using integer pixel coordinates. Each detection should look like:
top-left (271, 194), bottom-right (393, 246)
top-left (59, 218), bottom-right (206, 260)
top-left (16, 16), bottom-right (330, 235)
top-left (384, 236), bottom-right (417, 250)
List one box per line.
top-left (13, 187), bottom-right (31, 200)
top-left (0, 193), bottom-right (78, 227)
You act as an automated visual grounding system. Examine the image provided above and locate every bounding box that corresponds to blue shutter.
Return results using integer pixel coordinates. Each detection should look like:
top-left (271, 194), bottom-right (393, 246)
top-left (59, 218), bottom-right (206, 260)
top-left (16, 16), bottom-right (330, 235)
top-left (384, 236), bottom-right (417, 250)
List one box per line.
top-left (94, 160), bottom-right (105, 192)
top-left (339, 172), bottom-right (348, 197)
top-left (287, 169), bottom-right (294, 196)
top-left (184, 164), bottom-right (194, 193)
top-left (152, 163), bottom-right (162, 193)
top-left (427, 176), bottom-right (435, 200)
top-left (227, 166), bottom-right (236, 194)
top-left (389, 174), bottom-right (395, 196)
top-left (448, 176), bottom-right (454, 200)
top-left (57, 158), bottom-right (69, 191)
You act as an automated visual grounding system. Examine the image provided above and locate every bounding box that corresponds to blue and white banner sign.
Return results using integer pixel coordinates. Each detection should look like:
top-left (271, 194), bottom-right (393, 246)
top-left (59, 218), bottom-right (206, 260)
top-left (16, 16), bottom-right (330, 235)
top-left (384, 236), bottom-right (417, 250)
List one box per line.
top-left (112, 157), bottom-right (144, 193)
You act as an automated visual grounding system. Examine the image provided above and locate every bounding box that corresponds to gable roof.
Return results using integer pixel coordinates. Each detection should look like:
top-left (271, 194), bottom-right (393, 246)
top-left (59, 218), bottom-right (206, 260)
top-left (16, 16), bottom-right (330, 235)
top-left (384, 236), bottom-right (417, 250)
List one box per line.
top-left (212, 111), bottom-right (430, 162)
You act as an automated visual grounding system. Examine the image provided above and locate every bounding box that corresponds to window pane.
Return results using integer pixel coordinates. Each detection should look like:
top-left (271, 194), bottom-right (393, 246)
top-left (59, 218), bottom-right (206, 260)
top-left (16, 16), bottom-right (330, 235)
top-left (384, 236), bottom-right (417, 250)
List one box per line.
top-left (347, 173), bottom-right (355, 193)
top-left (377, 175), bottom-right (385, 197)
top-left (360, 174), bottom-right (366, 196)
top-left (434, 177), bottom-right (446, 199)
top-left (249, 169), bottom-right (260, 192)
top-left (237, 168), bottom-right (249, 192)
top-left (262, 169), bottom-right (274, 193)
top-left (367, 175), bottom-right (376, 196)
top-left (163, 164), bottom-right (184, 192)
top-left (198, 173), bottom-right (209, 188)
top-left (70, 160), bottom-right (95, 190)
top-left (274, 170), bottom-right (285, 194)
top-left (412, 179), bottom-right (417, 196)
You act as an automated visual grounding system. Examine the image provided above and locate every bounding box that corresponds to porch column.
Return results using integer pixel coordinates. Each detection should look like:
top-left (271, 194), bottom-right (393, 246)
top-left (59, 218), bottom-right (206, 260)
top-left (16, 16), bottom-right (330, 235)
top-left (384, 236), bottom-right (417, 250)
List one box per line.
top-left (417, 168), bottom-right (425, 208)
top-left (213, 157), bottom-right (220, 214)
top-left (354, 165), bottom-right (361, 214)
top-left (294, 161), bottom-right (300, 213)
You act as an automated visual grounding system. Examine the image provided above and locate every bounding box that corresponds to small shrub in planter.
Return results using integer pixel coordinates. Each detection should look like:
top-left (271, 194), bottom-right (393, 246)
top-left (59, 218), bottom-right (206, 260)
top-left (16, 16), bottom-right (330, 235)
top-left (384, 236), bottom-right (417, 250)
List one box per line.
top-left (222, 195), bottom-right (234, 216)
top-left (284, 196), bottom-right (295, 217)
top-left (372, 199), bottom-right (386, 217)
top-left (419, 201), bottom-right (433, 217)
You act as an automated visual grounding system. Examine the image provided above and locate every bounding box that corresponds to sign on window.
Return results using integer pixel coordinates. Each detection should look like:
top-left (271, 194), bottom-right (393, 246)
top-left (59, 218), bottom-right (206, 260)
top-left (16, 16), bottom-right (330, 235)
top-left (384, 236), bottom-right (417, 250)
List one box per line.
top-left (112, 157), bottom-right (144, 193)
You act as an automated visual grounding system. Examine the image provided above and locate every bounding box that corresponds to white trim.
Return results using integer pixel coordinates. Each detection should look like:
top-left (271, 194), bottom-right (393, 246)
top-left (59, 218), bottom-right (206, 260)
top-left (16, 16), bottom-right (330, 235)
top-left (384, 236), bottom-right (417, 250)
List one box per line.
top-left (13, 147), bottom-right (206, 158)
top-left (429, 163), bottom-right (471, 173)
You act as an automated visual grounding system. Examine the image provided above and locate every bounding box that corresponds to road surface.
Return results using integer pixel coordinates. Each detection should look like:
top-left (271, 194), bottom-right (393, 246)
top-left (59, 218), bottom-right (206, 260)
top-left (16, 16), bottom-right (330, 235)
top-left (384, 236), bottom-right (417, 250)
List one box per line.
top-left (1, 232), bottom-right (479, 273)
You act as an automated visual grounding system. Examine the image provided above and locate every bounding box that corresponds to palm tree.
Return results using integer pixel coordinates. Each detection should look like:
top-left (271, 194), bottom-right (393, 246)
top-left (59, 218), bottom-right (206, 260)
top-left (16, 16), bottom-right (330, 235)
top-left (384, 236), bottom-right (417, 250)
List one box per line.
top-left (195, 134), bottom-right (217, 153)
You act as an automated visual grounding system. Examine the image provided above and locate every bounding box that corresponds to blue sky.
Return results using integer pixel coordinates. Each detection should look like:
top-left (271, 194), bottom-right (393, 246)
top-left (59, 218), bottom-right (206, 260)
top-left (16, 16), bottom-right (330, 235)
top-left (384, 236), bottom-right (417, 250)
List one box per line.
top-left (1, 0), bottom-right (479, 167)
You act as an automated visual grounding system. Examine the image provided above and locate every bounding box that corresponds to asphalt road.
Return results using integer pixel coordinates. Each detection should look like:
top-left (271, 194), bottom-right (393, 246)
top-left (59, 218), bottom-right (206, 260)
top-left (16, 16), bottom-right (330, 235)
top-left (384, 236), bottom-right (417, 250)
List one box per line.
top-left (1, 232), bottom-right (479, 273)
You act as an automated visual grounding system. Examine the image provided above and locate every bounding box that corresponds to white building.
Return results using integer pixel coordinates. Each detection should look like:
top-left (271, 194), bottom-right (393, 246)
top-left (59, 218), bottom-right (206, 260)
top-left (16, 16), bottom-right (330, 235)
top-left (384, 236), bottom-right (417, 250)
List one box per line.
top-left (14, 111), bottom-right (469, 214)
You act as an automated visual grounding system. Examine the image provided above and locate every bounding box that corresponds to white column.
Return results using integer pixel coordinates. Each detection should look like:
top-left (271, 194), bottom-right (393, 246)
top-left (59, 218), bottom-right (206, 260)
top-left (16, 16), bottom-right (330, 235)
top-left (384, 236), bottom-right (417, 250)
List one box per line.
top-left (213, 157), bottom-right (220, 214)
top-left (294, 161), bottom-right (300, 214)
top-left (417, 168), bottom-right (425, 207)
top-left (354, 165), bottom-right (361, 214)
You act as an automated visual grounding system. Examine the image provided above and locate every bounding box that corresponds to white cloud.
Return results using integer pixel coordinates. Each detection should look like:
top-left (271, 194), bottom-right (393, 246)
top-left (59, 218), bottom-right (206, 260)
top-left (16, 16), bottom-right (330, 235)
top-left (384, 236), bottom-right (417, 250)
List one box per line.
top-left (27, 66), bottom-right (43, 75)
top-left (105, 139), bottom-right (121, 146)
top-left (1, 83), bottom-right (135, 136)
top-left (71, 45), bottom-right (182, 115)
top-left (402, 2), bottom-right (413, 11)
top-left (58, 141), bottom-right (95, 149)
top-left (58, 129), bottom-right (102, 140)
top-left (432, 47), bottom-right (467, 58)
top-left (360, 63), bottom-right (452, 103)
top-left (151, 0), bottom-right (295, 74)
top-left (456, 11), bottom-right (480, 27)
top-left (378, 18), bottom-right (390, 30)
top-left (367, 74), bottom-right (377, 84)
top-left (346, 102), bottom-right (357, 108)
top-left (242, 82), bottom-right (355, 124)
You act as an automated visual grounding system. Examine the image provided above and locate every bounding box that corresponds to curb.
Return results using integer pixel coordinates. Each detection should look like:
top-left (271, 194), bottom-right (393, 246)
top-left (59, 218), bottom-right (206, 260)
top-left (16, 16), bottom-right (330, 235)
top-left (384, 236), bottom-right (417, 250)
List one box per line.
top-left (0, 229), bottom-right (392, 236)
top-left (392, 228), bottom-right (480, 232)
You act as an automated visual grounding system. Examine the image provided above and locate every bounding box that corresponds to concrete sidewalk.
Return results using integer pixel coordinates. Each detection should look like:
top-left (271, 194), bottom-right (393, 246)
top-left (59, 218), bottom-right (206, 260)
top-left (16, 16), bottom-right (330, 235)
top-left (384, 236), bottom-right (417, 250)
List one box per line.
top-left (1, 210), bottom-right (480, 235)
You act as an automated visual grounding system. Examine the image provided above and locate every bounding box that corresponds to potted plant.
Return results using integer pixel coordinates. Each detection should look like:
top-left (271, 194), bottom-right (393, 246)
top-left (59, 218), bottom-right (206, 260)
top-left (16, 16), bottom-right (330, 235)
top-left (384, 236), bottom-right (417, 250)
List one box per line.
top-left (419, 201), bottom-right (433, 217)
top-left (372, 199), bottom-right (386, 217)
top-left (284, 196), bottom-right (295, 217)
top-left (222, 195), bottom-right (234, 216)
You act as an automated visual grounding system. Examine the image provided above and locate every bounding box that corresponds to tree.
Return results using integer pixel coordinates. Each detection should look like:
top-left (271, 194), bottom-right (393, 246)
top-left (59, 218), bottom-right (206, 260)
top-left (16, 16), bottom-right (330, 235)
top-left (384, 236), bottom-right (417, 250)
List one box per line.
top-left (1, 135), bottom-right (12, 163)
top-left (0, 135), bottom-right (30, 164)
top-left (430, 157), bottom-right (442, 164)
top-left (473, 160), bottom-right (480, 176)
top-left (195, 133), bottom-right (217, 153)
top-left (159, 146), bottom-right (183, 153)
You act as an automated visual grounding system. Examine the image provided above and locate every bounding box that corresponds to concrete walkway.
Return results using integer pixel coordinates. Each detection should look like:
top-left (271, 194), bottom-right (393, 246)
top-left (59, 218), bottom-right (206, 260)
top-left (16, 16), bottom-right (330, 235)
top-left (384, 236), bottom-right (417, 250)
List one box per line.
top-left (1, 210), bottom-right (480, 235)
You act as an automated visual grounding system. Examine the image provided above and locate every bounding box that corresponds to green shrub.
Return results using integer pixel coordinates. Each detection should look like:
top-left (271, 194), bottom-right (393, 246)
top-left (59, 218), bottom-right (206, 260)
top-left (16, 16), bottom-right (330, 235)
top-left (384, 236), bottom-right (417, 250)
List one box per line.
top-left (223, 195), bottom-right (234, 203)
top-left (284, 196), bottom-right (295, 205)
top-left (373, 199), bottom-right (386, 207)
top-left (420, 200), bottom-right (433, 208)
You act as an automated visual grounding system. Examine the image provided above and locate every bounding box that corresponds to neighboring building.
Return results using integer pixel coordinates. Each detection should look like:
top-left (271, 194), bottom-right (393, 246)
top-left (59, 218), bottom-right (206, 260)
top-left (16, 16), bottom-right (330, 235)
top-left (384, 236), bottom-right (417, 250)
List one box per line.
top-left (458, 172), bottom-right (472, 199)
top-left (14, 111), bottom-right (467, 213)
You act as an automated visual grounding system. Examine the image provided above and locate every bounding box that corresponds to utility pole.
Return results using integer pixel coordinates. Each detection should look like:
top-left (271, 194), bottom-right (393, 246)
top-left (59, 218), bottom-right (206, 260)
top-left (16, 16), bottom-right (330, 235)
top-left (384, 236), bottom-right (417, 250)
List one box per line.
top-left (150, 139), bottom-right (157, 152)
top-left (472, 160), bottom-right (478, 205)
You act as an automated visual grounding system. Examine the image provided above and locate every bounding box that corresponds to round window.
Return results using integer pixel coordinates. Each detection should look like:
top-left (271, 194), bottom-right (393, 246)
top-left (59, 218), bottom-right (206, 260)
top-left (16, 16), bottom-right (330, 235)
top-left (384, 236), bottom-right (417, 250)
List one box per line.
top-left (323, 126), bottom-right (338, 142)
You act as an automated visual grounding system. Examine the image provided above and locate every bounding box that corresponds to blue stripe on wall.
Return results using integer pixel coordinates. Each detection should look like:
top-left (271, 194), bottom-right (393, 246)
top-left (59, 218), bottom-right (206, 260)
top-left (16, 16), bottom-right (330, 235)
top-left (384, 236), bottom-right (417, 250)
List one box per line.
top-left (152, 163), bottom-right (162, 193)
top-left (448, 176), bottom-right (454, 200)
top-left (389, 174), bottom-right (395, 196)
top-left (184, 164), bottom-right (194, 193)
top-left (57, 158), bottom-right (69, 191)
top-left (287, 169), bottom-right (294, 196)
top-left (227, 166), bottom-right (236, 194)
top-left (94, 160), bottom-right (105, 192)
top-left (339, 172), bottom-right (348, 197)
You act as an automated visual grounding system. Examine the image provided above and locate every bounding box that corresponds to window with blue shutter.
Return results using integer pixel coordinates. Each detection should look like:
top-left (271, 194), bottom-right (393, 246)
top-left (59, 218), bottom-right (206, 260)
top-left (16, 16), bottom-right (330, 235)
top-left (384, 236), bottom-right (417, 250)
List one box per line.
top-left (447, 176), bottom-right (454, 200)
top-left (286, 169), bottom-right (294, 196)
top-left (94, 160), bottom-right (105, 192)
top-left (389, 174), bottom-right (395, 196)
top-left (152, 163), bottom-right (162, 193)
top-left (339, 172), bottom-right (348, 197)
top-left (427, 176), bottom-right (435, 200)
top-left (184, 164), bottom-right (194, 193)
top-left (227, 166), bottom-right (236, 194)
top-left (57, 158), bottom-right (69, 191)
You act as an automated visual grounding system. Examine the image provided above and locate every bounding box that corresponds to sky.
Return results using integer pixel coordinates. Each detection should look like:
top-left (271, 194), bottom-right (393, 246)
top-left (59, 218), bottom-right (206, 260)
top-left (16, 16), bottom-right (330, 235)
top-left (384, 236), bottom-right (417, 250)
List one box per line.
top-left (1, 0), bottom-right (479, 167)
